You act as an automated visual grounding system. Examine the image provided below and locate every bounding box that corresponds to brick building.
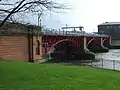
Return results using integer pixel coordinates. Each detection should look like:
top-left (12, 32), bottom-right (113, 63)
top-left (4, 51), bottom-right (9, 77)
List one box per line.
top-left (98, 22), bottom-right (120, 42)
top-left (0, 22), bottom-right (43, 62)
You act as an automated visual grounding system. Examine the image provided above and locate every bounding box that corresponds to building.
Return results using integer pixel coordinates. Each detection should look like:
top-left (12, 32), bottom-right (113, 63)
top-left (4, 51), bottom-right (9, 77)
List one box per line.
top-left (0, 22), bottom-right (43, 62)
top-left (98, 22), bottom-right (120, 42)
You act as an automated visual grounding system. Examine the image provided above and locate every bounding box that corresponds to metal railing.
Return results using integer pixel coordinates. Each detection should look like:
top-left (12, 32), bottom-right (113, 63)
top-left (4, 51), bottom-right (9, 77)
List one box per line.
top-left (42, 28), bottom-right (109, 37)
top-left (81, 59), bottom-right (120, 71)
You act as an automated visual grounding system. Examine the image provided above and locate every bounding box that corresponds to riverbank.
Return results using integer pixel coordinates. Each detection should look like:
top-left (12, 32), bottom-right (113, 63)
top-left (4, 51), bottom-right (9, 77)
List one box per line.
top-left (1, 60), bottom-right (120, 90)
top-left (112, 45), bottom-right (120, 49)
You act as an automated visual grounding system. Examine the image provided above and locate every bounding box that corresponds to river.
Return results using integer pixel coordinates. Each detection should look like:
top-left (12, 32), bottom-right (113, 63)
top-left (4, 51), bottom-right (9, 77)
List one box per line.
top-left (92, 49), bottom-right (120, 71)
top-left (95, 49), bottom-right (120, 61)
top-left (49, 49), bottom-right (120, 71)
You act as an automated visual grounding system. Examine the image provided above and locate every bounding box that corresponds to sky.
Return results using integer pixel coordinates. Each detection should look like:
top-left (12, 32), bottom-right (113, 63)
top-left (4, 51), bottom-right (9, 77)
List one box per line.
top-left (31, 0), bottom-right (120, 32)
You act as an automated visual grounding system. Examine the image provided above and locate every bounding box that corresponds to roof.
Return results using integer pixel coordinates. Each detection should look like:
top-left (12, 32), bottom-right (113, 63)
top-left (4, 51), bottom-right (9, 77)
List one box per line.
top-left (99, 22), bottom-right (120, 26)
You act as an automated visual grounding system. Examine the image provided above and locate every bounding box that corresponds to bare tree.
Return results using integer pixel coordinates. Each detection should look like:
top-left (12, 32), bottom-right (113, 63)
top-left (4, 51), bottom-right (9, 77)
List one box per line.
top-left (0, 0), bottom-right (66, 27)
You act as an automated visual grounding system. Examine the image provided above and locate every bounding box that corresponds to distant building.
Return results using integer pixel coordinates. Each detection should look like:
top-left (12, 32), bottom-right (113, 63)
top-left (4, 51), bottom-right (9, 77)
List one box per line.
top-left (98, 22), bottom-right (120, 40)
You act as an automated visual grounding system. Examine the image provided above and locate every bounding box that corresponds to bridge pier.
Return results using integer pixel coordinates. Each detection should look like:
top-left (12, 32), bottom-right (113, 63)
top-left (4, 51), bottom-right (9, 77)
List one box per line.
top-left (72, 36), bottom-right (95, 60)
top-left (103, 36), bottom-right (113, 49)
top-left (87, 37), bottom-right (109, 53)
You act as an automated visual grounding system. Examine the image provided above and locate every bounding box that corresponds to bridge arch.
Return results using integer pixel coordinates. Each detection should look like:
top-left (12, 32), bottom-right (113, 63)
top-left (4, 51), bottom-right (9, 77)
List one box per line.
top-left (101, 38), bottom-right (106, 45)
top-left (47, 39), bottom-right (76, 55)
top-left (86, 37), bottom-right (95, 47)
top-left (101, 38), bottom-right (111, 46)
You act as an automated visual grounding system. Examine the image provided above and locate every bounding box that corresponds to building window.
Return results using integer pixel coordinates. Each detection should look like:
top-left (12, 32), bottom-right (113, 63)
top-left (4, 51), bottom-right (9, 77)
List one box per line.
top-left (107, 26), bottom-right (110, 29)
top-left (36, 40), bottom-right (40, 55)
top-left (110, 26), bottom-right (112, 28)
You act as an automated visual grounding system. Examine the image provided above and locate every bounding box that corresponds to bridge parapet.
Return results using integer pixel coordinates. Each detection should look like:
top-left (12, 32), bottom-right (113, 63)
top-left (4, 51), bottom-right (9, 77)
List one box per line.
top-left (42, 29), bottom-right (109, 37)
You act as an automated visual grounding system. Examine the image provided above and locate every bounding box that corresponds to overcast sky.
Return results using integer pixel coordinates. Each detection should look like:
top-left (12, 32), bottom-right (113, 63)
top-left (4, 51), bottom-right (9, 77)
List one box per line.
top-left (31, 0), bottom-right (120, 32)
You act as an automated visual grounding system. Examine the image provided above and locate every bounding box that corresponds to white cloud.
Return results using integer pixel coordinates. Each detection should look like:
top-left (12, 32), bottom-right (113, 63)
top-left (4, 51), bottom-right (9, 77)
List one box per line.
top-left (34, 0), bottom-right (120, 32)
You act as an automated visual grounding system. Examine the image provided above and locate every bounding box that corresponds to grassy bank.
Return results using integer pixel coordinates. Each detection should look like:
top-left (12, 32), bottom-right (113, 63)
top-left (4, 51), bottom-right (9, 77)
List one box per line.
top-left (0, 60), bottom-right (120, 90)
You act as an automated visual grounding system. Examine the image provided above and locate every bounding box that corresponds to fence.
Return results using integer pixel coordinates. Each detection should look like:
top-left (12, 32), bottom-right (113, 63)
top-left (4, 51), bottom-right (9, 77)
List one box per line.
top-left (42, 29), bottom-right (109, 37)
top-left (81, 59), bottom-right (120, 71)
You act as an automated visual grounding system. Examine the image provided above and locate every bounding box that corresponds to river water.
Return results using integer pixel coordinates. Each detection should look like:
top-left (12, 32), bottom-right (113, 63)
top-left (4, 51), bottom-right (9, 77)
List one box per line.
top-left (92, 49), bottom-right (120, 71)
top-left (95, 49), bottom-right (120, 61)
top-left (49, 49), bottom-right (120, 71)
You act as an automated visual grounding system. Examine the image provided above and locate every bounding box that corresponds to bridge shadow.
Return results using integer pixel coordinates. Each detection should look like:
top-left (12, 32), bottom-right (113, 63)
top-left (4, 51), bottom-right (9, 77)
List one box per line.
top-left (47, 41), bottom-right (75, 61)
top-left (43, 58), bottom-right (94, 66)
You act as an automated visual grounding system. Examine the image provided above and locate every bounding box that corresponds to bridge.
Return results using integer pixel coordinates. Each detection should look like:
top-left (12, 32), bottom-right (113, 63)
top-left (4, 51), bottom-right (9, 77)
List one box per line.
top-left (41, 27), bottom-right (111, 60)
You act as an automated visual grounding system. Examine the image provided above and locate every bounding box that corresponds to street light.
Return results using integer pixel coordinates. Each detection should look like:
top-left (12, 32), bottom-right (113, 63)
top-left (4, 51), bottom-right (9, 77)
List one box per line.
top-left (66, 24), bottom-right (67, 35)
top-left (38, 13), bottom-right (43, 34)
top-left (38, 13), bottom-right (42, 26)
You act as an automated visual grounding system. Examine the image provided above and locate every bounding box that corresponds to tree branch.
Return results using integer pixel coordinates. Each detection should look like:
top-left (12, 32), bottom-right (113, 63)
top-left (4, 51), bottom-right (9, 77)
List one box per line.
top-left (0, 9), bottom-right (11, 13)
top-left (0, 0), bottom-right (25, 27)
top-left (0, 0), bottom-right (67, 27)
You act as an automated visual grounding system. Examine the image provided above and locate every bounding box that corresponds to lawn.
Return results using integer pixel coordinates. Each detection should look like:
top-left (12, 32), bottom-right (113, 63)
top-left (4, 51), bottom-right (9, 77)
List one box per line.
top-left (0, 60), bottom-right (120, 90)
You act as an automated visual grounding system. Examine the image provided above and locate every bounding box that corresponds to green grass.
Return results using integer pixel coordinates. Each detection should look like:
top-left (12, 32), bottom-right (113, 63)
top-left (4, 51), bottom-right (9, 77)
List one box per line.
top-left (1, 60), bottom-right (120, 90)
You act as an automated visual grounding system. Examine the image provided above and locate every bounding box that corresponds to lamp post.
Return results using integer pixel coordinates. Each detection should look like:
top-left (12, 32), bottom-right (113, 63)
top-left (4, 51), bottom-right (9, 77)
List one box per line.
top-left (66, 24), bottom-right (67, 35)
top-left (38, 13), bottom-right (42, 26)
top-left (38, 13), bottom-right (43, 30)
top-left (40, 19), bottom-right (42, 32)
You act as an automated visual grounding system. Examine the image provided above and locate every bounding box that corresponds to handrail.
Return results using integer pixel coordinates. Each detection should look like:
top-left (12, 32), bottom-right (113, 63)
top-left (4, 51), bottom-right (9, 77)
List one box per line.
top-left (42, 29), bottom-right (109, 37)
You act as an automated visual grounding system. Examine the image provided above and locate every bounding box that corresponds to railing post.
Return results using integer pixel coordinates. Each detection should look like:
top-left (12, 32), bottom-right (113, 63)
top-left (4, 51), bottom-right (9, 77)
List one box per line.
top-left (46, 29), bottom-right (47, 34)
top-left (68, 31), bottom-right (70, 35)
top-left (51, 29), bottom-right (52, 34)
top-left (63, 30), bottom-right (64, 35)
top-left (113, 60), bottom-right (115, 70)
top-left (102, 59), bottom-right (103, 68)
top-left (55, 29), bottom-right (57, 34)
top-left (91, 60), bottom-right (92, 66)
top-left (59, 29), bottom-right (60, 35)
